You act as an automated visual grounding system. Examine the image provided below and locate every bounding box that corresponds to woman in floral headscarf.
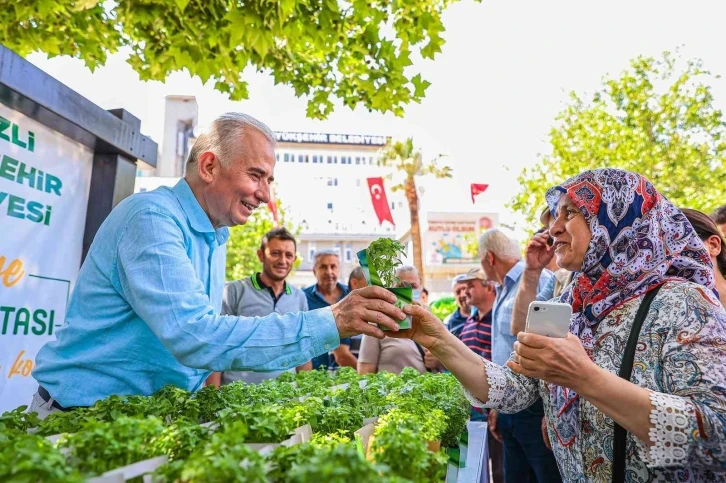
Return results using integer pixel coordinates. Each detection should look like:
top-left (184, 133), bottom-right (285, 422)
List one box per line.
top-left (393, 169), bottom-right (726, 482)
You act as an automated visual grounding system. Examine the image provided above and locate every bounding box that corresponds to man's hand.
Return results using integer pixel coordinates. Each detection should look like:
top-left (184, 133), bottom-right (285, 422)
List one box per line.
top-left (488, 410), bottom-right (503, 442)
top-left (331, 286), bottom-right (405, 339)
top-left (525, 232), bottom-right (555, 272)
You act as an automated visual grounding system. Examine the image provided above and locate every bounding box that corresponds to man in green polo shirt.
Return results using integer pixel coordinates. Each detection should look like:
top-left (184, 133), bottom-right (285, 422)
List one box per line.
top-left (207, 227), bottom-right (310, 386)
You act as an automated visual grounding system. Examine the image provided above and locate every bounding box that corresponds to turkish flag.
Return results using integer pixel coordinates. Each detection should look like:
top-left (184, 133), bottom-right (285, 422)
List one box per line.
top-left (471, 183), bottom-right (489, 204)
top-left (267, 186), bottom-right (280, 227)
top-left (367, 177), bottom-right (395, 226)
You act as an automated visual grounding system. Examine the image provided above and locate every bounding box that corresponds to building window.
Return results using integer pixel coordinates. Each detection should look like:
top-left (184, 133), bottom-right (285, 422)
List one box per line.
top-left (334, 178), bottom-right (338, 186)
top-left (345, 243), bottom-right (352, 262)
top-left (369, 156), bottom-right (375, 165)
top-left (334, 243), bottom-right (341, 259)
top-left (355, 156), bottom-right (361, 165)
top-left (327, 178), bottom-right (333, 186)
top-left (283, 153), bottom-right (289, 162)
top-left (308, 242), bottom-right (316, 262)
top-left (391, 201), bottom-right (395, 210)
top-left (334, 156), bottom-right (338, 164)
top-left (298, 154), bottom-right (304, 163)
top-left (327, 202), bottom-right (333, 210)
top-left (327, 155), bottom-right (332, 164)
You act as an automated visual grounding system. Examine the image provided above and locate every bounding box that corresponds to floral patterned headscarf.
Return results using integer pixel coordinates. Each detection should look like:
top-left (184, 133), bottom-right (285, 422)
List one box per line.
top-left (544, 168), bottom-right (714, 446)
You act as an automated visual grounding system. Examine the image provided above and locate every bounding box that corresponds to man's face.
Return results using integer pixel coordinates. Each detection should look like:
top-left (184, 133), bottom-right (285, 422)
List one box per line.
top-left (204, 129), bottom-right (276, 227)
top-left (465, 280), bottom-right (494, 308)
top-left (314, 255), bottom-right (340, 288)
top-left (453, 282), bottom-right (470, 312)
top-left (398, 271), bottom-right (422, 290)
top-left (258, 238), bottom-right (296, 282)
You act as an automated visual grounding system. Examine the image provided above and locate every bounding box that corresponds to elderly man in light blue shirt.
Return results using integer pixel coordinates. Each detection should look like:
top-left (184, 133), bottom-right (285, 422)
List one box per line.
top-left (30, 113), bottom-right (404, 413)
top-left (477, 228), bottom-right (561, 483)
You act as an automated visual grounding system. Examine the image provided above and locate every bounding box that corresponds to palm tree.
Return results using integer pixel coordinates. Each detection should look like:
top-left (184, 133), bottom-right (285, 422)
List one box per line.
top-left (378, 138), bottom-right (452, 284)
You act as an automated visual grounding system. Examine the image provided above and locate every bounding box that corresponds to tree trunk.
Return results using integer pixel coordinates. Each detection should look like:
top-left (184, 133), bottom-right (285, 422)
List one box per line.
top-left (404, 176), bottom-right (425, 285)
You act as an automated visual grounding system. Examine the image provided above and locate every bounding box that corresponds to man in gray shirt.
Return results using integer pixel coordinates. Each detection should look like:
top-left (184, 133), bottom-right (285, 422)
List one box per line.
top-left (207, 227), bottom-right (310, 386)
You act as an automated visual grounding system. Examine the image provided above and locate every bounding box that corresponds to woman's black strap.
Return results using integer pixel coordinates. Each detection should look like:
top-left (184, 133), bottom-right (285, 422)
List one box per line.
top-left (612, 284), bottom-right (663, 483)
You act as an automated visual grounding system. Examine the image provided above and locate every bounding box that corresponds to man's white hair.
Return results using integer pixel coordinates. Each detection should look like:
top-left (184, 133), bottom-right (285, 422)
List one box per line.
top-left (478, 228), bottom-right (522, 261)
top-left (395, 265), bottom-right (419, 278)
top-left (186, 112), bottom-right (276, 173)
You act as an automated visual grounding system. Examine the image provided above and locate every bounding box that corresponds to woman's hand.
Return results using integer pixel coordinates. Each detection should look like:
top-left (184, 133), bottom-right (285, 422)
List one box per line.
top-left (507, 332), bottom-right (598, 392)
top-left (389, 304), bottom-right (450, 351)
top-left (525, 232), bottom-right (556, 272)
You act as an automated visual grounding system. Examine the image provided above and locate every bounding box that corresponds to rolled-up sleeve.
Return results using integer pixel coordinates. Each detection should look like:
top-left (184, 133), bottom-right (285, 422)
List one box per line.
top-left (115, 208), bottom-right (340, 372)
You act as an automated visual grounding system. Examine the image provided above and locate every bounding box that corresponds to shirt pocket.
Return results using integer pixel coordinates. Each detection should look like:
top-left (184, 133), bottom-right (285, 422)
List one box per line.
top-left (497, 297), bottom-right (516, 336)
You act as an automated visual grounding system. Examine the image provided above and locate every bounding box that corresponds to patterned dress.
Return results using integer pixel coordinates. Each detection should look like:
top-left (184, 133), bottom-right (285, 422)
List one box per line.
top-left (466, 281), bottom-right (726, 482)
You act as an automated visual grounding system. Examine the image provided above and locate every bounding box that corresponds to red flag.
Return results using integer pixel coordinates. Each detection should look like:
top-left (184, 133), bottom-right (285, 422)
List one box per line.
top-left (470, 183), bottom-right (489, 204)
top-left (367, 177), bottom-right (395, 226)
top-left (267, 186), bottom-right (280, 227)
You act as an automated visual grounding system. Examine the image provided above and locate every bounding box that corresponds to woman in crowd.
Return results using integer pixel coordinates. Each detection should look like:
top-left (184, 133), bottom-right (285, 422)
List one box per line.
top-left (397, 168), bottom-right (726, 482)
top-left (682, 207), bottom-right (726, 307)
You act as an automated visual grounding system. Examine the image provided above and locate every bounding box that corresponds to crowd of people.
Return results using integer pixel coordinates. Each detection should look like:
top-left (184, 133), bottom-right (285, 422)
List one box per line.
top-left (27, 112), bottom-right (726, 482)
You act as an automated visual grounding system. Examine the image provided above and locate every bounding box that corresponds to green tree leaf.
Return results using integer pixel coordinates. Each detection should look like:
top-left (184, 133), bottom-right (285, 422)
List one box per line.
top-left (509, 51), bottom-right (726, 230)
top-left (0, 0), bottom-right (476, 119)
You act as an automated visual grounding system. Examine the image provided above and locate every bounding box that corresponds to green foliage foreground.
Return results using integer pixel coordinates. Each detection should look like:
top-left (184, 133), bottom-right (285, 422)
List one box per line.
top-left (0, 368), bottom-right (468, 482)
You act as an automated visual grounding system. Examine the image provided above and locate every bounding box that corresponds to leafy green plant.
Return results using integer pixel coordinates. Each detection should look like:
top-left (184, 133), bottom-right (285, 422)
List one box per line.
top-left (152, 420), bottom-right (213, 461)
top-left (59, 416), bottom-right (167, 476)
top-left (3, 363), bottom-right (469, 482)
top-left (216, 405), bottom-right (295, 443)
top-left (367, 238), bottom-right (407, 287)
top-left (389, 373), bottom-right (468, 448)
top-left (0, 433), bottom-right (83, 483)
top-left (0, 406), bottom-right (41, 436)
top-left (155, 421), bottom-right (266, 483)
top-left (285, 444), bottom-right (407, 483)
top-left (371, 410), bottom-right (448, 482)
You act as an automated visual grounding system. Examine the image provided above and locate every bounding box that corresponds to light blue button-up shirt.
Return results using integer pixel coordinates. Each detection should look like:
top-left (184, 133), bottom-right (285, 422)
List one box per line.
top-left (33, 180), bottom-right (340, 407)
top-left (491, 261), bottom-right (554, 366)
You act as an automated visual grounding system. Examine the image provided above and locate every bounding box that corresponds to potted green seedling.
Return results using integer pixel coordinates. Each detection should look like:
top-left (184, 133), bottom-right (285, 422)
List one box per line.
top-left (356, 238), bottom-right (412, 330)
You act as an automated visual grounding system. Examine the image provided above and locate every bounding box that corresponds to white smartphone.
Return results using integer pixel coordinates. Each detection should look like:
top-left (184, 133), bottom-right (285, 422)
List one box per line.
top-left (525, 301), bottom-right (572, 338)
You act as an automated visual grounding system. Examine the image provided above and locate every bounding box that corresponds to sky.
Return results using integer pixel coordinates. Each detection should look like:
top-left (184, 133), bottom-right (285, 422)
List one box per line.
top-left (26, 0), bottom-right (726, 231)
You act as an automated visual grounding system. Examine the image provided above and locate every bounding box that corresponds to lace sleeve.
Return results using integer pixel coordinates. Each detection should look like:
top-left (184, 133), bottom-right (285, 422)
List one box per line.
top-left (463, 355), bottom-right (539, 414)
top-left (635, 284), bottom-right (726, 470)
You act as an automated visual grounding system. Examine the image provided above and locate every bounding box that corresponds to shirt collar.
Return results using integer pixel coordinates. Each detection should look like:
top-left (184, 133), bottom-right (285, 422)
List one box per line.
top-left (312, 282), bottom-right (349, 302)
top-left (172, 179), bottom-right (229, 245)
top-left (252, 273), bottom-right (291, 296)
top-left (504, 261), bottom-right (526, 285)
